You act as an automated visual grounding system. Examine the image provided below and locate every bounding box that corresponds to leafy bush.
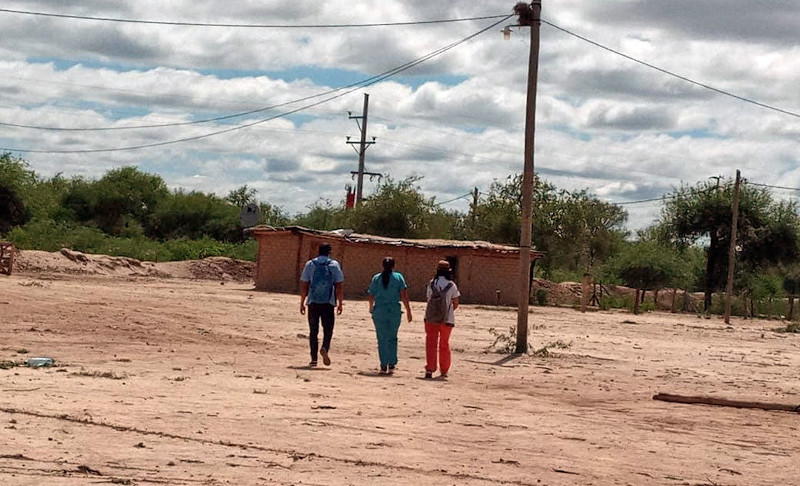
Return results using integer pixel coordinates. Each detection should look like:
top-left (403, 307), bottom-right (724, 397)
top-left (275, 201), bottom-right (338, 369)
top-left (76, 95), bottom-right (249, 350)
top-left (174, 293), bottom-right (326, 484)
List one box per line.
top-left (5, 221), bottom-right (256, 262)
top-left (535, 289), bottom-right (548, 306)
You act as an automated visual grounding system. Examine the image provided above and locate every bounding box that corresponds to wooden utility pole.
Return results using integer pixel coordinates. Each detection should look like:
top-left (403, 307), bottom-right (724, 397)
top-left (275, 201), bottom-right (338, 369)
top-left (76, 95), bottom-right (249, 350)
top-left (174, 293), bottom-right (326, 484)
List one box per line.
top-left (471, 187), bottom-right (479, 229)
top-left (724, 169), bottom-right (741, 324)
top-left (514, 1), bottom-right (542, 354)
top-left (346, 93), bottom-right (376, 207)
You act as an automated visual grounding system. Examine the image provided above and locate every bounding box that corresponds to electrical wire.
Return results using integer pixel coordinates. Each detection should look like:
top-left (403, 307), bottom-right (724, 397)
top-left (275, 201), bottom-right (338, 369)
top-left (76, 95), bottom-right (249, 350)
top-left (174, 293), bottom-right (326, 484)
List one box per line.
top-left (612, 184), bottom-right (730, 206)
top-left (614, 196), bottom-right (670, 206)
top-left (0, 15), bottom-right (513, 154)
top-left (435, 192), bottom-right (473, 206)
top-left (746, 181), bottom-right (800, 192)
top-left (0, 8), bottom-right (508, 28)
top-left (542, 18), bottom-right (800, 120)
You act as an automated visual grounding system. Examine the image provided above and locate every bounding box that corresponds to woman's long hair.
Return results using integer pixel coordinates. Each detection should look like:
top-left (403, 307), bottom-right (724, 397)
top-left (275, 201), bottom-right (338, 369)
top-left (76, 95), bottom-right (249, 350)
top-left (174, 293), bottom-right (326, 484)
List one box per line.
top-left (381, 257), bottom-right (395, 288)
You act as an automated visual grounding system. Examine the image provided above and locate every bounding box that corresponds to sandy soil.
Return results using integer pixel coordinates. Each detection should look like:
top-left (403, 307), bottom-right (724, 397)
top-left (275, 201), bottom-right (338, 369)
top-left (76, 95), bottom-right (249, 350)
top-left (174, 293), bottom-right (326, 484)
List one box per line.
top-left (1, 268), bottom-right (799, 485)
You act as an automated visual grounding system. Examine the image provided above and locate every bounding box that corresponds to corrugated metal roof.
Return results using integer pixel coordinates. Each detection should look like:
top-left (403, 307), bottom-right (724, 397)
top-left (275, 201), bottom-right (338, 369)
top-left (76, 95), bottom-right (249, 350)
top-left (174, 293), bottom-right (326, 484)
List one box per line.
top-left (251, 226), bottom-right (544, 257)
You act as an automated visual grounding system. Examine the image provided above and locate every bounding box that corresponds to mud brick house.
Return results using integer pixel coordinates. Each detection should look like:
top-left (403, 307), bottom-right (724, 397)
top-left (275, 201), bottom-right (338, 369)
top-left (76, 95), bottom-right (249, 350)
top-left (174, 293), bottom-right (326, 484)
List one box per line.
top-left (251, 226), bottom-right (544, 305)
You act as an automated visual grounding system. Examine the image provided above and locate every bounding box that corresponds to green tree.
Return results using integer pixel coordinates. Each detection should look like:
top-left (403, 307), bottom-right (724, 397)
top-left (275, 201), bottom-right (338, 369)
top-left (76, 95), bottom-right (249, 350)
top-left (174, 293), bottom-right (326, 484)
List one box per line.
top-left (468, 174), bottom-right (627, 279)
top-left (0, 154), bottom-right (35, 232)
top-left (352, 177), bottom-right (438, 238)
top-left (225, 184), bottom-right (258, 208)
top-left (293, 199), bottom-right (350, 231)
top-left (63, 167), bottom-right (169, 236)
top-left (146, 190), bottom-right (240, 241)
top-left (661, 178), bottom-right (800, 311)
top-left (602, 241), bottom-right (691, 314)
top-left (259, 202), bottom-right (290, 227)
top-left (782, 264), bottom-right (800, 320)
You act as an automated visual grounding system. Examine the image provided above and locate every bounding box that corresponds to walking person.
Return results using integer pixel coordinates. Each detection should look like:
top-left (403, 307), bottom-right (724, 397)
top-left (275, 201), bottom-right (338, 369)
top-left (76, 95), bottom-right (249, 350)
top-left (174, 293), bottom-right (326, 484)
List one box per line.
top-left (300, 243), bottom-right (344, 367)
top-left (367, 257), bottom-right (413, 374)
top-left (424, 260), bottom-right (460, 379)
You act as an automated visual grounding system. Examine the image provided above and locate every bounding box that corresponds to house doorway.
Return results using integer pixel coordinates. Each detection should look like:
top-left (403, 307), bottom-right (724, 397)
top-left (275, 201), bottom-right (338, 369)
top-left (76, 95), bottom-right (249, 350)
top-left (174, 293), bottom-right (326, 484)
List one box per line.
top-left (445, 256), bottom-right (459, 282)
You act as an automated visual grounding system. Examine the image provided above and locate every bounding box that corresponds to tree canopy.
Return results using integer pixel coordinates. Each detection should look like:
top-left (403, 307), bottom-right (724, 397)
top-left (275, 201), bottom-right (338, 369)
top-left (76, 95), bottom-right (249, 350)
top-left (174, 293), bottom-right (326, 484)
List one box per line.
top-left (660, 178), bottom-right (800, 310)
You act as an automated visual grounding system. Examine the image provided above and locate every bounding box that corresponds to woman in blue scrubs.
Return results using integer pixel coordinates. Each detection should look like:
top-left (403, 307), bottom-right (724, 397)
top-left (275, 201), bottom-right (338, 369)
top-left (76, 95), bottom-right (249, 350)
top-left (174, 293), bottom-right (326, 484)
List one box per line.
top-left (368, 257), bottom-right (413, 374)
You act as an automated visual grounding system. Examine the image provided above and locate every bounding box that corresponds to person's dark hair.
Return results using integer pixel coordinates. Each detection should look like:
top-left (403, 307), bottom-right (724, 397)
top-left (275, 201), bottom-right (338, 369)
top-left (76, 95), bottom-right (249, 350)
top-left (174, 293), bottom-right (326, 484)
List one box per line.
top-left (381, 257), bottom-right (395, 288)
top-left (434, 260), bottom-right (451, 280)
top-left (318, 243), bottom-right (331, 256)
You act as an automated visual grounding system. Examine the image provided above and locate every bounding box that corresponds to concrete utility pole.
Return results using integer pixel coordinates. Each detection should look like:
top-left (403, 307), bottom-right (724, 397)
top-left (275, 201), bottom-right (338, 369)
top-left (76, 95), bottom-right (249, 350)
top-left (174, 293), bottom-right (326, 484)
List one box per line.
top-left (514, 1), bottom-right (542, 354)
top-left (346, 93), bottom-right (376, 207)
top-left (724, 169), bottom-right (741, 324)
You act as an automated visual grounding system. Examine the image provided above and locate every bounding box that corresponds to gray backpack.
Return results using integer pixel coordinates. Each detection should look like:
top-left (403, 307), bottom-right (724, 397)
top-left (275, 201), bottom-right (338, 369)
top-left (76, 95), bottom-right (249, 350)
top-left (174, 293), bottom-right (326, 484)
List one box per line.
top-left (424, 279), bottom-right (453, 323)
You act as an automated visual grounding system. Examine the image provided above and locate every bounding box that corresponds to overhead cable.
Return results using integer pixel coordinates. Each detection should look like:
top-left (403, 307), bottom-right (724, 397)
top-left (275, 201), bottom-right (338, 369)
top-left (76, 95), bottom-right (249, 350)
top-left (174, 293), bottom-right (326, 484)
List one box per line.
top-left (0, 8), bottom-right (507, 28)
top-left (746, 181), bottom-right (800, 192)
top-left (435, 192), bottom-right (473, 206)
top-left (0, 15), bottom-right (512, 154)
top-left (542, 19), bottom-right (800, 120)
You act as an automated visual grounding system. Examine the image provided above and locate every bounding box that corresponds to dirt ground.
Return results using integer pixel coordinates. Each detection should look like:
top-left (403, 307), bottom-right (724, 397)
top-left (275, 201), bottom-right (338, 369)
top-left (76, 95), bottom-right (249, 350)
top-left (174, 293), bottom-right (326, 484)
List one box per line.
top-left (1, 264), bottom-right (799, 485)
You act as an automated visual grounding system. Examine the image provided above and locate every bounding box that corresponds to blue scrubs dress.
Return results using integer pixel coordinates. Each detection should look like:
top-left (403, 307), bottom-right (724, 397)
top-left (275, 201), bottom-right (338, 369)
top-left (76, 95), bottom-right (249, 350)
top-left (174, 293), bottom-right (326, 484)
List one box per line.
top-left (367, 272), bottom-right (407, 367)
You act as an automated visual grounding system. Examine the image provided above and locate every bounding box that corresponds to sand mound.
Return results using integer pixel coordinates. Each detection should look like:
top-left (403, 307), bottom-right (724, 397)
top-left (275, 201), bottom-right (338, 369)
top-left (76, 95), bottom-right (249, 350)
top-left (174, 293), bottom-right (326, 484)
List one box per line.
top-left (12, 249), bottom-right (254, 282)
top-left (156, 257), bottom-right (255, 282)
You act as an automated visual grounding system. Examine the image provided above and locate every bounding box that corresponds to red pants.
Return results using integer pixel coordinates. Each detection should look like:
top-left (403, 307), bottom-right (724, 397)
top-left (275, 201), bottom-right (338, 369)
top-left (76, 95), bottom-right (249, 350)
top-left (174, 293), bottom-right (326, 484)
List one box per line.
top-left (425, 322), bottom-right (453, 374)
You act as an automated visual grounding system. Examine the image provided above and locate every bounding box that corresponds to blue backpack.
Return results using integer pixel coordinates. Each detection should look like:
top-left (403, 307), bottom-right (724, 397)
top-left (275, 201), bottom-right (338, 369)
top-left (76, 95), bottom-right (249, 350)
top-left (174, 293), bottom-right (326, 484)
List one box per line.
top-left (309, 259), bottom-right (335, 303)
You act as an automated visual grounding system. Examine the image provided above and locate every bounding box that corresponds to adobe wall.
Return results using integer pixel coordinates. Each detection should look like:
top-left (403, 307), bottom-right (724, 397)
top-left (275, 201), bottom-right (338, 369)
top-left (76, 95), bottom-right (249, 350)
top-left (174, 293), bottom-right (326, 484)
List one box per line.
top-left (254, 231), bottom-right (302, 293)
top-left (255, 232), bottom-right (525, 305)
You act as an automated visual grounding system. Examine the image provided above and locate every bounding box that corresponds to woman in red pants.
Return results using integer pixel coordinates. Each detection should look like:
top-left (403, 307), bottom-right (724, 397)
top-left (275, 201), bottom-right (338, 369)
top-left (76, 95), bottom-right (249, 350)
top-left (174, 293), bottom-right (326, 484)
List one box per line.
top-left (423, 260), bottom-right (460, 379)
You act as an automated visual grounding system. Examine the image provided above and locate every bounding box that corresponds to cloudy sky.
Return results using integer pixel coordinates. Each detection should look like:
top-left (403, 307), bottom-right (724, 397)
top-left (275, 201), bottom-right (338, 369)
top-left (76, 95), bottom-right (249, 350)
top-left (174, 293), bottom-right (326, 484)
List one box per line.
top-left (1, 1), bottom-right (798, 229)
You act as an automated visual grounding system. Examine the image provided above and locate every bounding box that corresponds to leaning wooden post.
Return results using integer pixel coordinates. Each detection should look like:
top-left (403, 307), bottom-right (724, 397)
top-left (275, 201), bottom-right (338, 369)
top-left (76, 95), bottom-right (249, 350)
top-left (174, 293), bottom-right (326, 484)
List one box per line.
top-left (724, 170), bottom-right (741, 325)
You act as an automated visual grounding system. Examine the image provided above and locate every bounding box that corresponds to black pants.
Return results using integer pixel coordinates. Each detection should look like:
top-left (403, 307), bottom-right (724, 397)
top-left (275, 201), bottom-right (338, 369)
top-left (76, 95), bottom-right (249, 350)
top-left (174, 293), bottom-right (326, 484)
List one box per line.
top-left (307, 303), bottom-right (335, 361)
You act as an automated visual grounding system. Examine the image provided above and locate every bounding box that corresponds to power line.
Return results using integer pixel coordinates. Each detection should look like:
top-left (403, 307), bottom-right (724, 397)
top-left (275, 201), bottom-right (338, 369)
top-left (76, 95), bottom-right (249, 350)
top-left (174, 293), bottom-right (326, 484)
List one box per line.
top-left (0, 15), bottom-right (513, 154)
top-left (0, 8), bottom-right (507, 28)
top-left (746, 181), bottom-right (800, 192)
top-left (612, 184), bottom-right (730, 206)
top-left (542, 19), bottom-right (800, 120)
top-left (614, 196), bottom-right (669, 206)
top-left (435, 192), bottom-right (473, 207)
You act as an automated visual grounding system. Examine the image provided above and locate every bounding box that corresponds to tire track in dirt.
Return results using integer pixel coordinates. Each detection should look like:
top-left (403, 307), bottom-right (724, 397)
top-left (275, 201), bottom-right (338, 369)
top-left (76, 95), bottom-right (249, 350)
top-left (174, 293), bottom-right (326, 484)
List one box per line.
top-left (0, 407), bottom-right (542, 486)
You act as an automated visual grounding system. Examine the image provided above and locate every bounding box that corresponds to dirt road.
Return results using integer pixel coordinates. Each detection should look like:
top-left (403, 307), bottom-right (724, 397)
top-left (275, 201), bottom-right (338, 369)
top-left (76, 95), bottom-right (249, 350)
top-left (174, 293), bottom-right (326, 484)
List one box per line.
top-left (1, 273), bottom-right (798, 485)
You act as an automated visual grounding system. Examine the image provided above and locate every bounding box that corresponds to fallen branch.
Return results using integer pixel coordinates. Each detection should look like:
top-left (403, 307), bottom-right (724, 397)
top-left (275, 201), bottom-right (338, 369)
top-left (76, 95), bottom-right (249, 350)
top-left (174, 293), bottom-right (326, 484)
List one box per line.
top-left (653, 393), bottom-right (800, 413)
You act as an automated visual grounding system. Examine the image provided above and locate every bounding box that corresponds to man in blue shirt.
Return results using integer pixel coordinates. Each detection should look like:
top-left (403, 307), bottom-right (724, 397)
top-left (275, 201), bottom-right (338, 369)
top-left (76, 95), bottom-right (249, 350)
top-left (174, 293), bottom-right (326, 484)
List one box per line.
top-left (300, 243), bottom-right (344, 367)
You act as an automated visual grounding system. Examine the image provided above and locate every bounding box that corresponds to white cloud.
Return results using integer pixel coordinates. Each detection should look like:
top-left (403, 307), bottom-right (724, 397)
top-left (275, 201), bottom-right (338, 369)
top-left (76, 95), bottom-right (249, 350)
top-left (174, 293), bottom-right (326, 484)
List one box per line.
top-left (0, 0), bottom-right (797, 230)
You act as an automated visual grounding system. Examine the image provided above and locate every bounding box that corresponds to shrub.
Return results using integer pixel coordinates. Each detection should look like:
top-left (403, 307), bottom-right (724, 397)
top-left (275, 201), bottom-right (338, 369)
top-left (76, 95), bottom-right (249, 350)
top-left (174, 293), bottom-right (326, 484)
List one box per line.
top-left (599, 295), bottom-right (633, 311)
top-left (535, 289), bottom-right (548, 306)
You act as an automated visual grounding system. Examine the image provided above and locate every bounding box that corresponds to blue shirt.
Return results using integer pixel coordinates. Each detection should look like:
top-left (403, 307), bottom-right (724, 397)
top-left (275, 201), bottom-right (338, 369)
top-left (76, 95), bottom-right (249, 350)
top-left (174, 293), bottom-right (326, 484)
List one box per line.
top-left (368, 271), bottom-right (407, 308)
top-left (300, 256), bottom-right (345, 305)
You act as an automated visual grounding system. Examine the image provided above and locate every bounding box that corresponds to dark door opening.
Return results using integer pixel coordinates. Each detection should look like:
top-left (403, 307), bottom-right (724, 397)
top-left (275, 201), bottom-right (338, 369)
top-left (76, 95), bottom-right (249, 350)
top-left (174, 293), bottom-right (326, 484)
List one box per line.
top-left (445, 256), bottom-right (459, 282)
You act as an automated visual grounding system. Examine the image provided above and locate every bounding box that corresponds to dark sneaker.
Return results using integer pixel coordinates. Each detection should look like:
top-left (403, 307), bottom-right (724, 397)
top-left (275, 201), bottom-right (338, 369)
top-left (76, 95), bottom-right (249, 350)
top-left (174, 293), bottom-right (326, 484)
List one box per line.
top-left (309, 361), bottom-right (318, 367)
top-left (424, 371), bottom-right (433, 379)
top-left (320, 348), bottom-right (331, 366)
top-left (387, 365), bottom-right (395, 375)
top-left (380, 365), bottom-right (388, 374)
top-left (440, 373), bottom-right (448, 379)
